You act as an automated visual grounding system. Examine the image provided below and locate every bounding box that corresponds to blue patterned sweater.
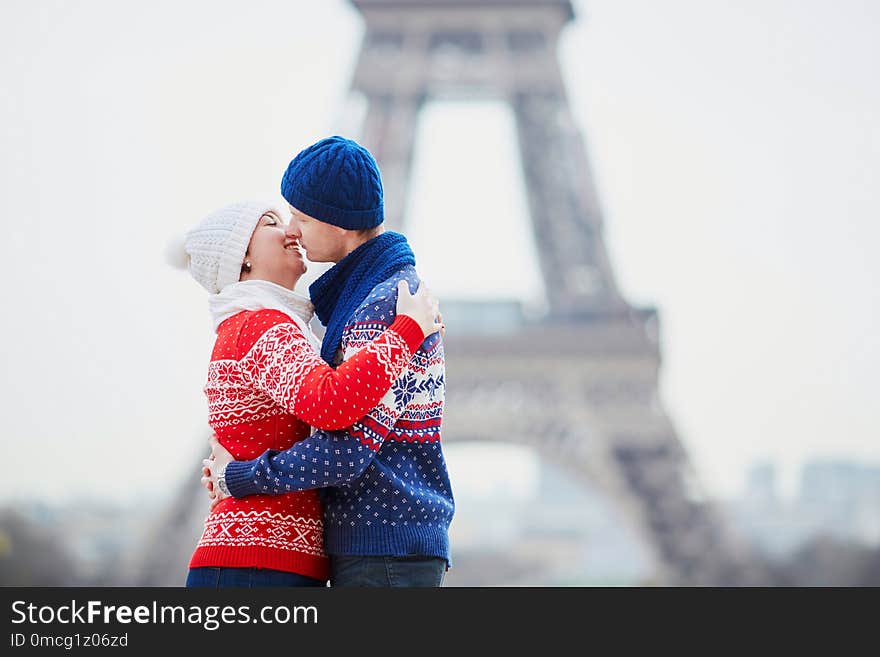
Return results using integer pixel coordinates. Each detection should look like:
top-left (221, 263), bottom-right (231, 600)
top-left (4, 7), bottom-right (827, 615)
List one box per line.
top-left (224, 265), bottom-right (454, 563)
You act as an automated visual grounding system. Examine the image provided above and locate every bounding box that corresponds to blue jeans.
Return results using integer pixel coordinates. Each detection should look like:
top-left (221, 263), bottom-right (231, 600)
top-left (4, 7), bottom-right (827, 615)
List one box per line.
top-left (186, 567), bottom-right (326, 588)
top-left (330, 556), bottom-right (447, 587)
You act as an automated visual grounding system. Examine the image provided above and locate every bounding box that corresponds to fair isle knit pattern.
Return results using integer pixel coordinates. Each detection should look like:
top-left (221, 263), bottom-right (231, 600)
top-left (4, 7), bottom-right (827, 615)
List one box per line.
top-left (224, 265), bottom-right (455, 564)
top-left (189, 307), bottom-right (426, 580)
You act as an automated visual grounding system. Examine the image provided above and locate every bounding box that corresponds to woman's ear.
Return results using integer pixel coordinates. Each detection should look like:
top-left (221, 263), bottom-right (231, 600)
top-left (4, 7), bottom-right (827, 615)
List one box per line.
top-left (239, 248), bottom-right (252, 278)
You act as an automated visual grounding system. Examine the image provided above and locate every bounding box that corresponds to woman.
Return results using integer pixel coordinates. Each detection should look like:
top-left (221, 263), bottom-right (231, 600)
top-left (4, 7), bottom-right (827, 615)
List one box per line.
top-left (169, 200), bottom-right (441, 587)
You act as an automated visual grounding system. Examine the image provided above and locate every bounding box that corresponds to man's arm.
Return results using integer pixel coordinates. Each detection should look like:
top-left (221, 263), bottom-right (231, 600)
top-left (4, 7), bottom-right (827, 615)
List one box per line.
top-left (219, 380), bottom-right (410, 498)
top-left (214, 281), bottom-right (433, 500)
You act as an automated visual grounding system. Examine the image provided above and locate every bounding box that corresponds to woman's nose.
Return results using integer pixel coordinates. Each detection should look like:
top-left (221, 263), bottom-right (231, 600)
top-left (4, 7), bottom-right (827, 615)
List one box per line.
top-left (285, 224), bottom-right (302, 239)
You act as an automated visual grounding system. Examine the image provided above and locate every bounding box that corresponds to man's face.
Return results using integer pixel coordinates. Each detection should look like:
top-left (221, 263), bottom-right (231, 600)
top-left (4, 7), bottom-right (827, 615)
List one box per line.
top-left (288, 205), bottom-right (347, 263)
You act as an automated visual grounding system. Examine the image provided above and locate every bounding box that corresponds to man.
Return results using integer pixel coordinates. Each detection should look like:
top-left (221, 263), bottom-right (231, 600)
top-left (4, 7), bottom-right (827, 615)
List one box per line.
top-left (203, 136), bottom-right (454, 587)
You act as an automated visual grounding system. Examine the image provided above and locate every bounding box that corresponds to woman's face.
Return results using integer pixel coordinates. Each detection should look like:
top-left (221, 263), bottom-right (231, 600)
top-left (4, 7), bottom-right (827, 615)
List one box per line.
top-left (241, 210), bottom-right (306, 289)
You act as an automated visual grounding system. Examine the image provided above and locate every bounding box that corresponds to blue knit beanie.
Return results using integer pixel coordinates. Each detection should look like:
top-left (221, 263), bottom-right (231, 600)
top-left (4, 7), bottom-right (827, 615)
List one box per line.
top-left (280, 136), bottom-right (384, 230)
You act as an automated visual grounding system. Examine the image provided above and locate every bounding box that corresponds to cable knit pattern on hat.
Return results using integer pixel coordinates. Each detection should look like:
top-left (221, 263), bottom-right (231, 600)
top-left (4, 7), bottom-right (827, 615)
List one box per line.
top-left (280, 136), bottom-right (384, 229)
top-left (181, 200), bottom-right (286, 294)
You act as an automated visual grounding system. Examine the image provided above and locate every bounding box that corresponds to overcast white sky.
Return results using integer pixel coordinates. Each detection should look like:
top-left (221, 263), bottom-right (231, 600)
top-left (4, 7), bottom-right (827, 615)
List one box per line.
top-left (1, 0), bottom-right (878, 507)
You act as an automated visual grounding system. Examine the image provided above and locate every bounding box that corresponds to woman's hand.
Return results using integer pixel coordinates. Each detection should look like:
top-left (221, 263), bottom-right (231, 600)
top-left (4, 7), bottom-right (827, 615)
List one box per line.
top-left (396, 280), bottom-right (443, 338)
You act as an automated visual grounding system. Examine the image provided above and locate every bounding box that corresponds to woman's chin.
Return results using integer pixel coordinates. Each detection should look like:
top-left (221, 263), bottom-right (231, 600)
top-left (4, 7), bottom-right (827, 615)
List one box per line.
top-left (286, 249), bottom-right (307, 272)
top-left (290, 268), bottom-right (307, 288)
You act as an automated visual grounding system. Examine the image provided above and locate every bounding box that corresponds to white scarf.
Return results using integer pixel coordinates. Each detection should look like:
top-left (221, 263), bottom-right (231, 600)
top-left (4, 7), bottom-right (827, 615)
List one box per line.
top-left (208, 279), bottom-right (320, 353)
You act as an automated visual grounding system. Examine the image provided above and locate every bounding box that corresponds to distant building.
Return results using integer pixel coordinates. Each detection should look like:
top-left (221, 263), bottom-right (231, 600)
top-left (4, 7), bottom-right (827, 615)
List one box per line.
top-left (744, 461), bottom-right (778, 507)
top-left (5, 497), bottom-right (165, 585)
top-left (446, 457), bottom-right (651, 585)
top-left (729, 459), bottom-right (880, 558)
top-left (798, 461), bottom-right (880, 545)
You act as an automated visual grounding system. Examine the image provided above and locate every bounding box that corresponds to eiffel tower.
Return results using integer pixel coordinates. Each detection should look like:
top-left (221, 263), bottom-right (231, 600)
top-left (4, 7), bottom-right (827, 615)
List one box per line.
top-left (135, 0), bottom-right (764, 585)
top-left (347, 0), bottom-right (763, 585)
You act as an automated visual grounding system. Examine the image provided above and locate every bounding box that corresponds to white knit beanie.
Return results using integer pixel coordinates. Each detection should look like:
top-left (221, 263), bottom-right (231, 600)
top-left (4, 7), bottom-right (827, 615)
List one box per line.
top-left (166, 200), bottom-right (286, 294)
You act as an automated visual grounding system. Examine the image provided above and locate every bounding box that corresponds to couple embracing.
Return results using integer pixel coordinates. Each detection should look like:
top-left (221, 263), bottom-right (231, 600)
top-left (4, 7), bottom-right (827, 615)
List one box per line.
top-left (171, 137), bottom-right (454, 587)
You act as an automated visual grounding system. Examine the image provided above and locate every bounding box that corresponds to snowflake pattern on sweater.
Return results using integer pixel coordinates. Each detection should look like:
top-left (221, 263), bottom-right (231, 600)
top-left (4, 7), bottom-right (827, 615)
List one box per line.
top-left (224, 266), bottom-right (455, 564)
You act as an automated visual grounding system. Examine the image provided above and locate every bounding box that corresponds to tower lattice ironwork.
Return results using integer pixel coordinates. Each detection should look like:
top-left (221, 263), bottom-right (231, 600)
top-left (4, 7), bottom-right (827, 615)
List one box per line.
top-left (135, 0), bottom-right (763, 586)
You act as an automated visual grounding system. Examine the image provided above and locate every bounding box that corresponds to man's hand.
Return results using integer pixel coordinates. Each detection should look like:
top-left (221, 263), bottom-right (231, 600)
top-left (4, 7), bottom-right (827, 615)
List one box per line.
top-left (202, 434), bottom-right (235, 510)
top-left (200, 453), bottom-right (215, 499)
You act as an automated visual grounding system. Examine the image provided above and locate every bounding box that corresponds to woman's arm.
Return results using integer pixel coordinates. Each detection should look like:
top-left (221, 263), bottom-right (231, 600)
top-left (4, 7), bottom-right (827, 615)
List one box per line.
top-left (238, 310), bottom-right (424, 431)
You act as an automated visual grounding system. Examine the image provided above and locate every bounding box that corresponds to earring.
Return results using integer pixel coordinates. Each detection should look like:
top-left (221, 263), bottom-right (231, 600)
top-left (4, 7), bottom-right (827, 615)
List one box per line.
top-left (242, 261), bottom-right (252, 273)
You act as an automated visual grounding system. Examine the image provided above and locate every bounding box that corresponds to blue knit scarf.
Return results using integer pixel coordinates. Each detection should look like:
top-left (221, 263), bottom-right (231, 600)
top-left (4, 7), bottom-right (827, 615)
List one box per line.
top-left (310, 231), bottom-right (416, 365)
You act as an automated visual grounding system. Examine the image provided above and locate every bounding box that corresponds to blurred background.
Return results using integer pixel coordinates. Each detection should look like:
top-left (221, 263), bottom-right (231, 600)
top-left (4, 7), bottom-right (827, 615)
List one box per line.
top-left (1, 0), bottom-right (878, 586)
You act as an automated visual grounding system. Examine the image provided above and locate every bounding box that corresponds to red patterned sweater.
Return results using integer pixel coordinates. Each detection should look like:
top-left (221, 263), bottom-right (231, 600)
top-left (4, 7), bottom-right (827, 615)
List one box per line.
top-left (188, 308), bottom-right (425, 580)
